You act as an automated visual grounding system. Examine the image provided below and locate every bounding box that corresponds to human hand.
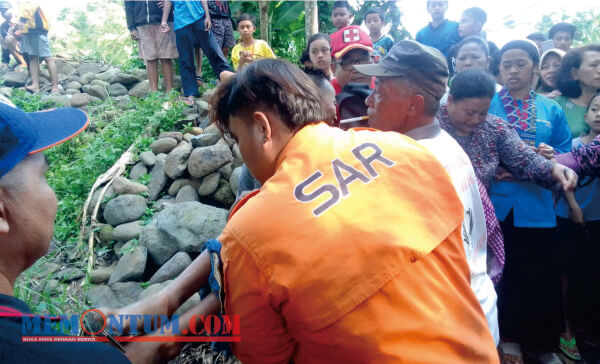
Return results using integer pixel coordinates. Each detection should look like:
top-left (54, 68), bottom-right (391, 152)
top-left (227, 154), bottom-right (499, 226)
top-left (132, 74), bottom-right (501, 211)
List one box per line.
top-left (160, 22), bottom-right (170, 33)
top-left (534, 143), bottom-right (555, 160)
top-left (157, 0), bottom-right (165, 9)
top-left (545, 89), bottom-right (562, 99)
top-left (495, 166), bottom-right (514, 181)
top-left (204, 15), bottom-right (212, 31)
top-left (130, 29), bottom-right (139, 41)
top-left (569, 202), bottom-right (585, 226)
top-left (551, 163), bottom-right (578, 191)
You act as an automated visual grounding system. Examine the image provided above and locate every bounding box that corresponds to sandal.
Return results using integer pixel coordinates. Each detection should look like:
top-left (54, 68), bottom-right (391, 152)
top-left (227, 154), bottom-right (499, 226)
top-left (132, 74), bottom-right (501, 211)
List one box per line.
top-left (499, 341), bottom-right (524, 364)
top-left (180, 97), bottom-right (195, 107)
top-left (196, 75), bottom-right (203, 86)
top-left (559, 336), bottom-right (582, 361)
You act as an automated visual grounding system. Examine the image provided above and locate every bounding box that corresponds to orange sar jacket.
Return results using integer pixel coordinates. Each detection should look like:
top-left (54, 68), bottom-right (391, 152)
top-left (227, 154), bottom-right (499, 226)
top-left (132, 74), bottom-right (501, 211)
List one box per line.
top-left (219, 123), bottom-right (499, 364)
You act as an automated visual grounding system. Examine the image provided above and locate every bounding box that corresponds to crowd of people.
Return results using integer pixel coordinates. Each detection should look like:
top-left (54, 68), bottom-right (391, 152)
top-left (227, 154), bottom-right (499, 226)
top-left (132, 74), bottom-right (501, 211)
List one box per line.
top-left (1, 1), bottom-right (600, 364)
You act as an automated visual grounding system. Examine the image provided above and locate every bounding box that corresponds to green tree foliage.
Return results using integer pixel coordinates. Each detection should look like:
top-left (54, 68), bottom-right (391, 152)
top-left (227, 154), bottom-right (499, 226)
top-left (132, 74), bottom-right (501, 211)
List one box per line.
top-left (537, 10), bottom-right (600, 45)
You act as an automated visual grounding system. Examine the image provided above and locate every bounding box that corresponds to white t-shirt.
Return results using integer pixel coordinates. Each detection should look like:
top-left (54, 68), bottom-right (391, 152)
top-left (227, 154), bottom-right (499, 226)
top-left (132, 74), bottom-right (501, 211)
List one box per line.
top-left (408, 124), bottom-right (499, 344)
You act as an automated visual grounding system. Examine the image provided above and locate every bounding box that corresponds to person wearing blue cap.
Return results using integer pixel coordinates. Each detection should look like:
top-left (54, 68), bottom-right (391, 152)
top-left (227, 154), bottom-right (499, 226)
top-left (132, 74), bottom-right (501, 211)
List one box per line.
top-left (0, 101), bottom-right (130, 363)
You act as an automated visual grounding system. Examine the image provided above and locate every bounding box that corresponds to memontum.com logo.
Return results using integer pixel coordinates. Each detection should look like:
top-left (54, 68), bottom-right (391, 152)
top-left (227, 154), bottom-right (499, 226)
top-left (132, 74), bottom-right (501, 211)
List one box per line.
top-left (21, 309), bottom-right (241, 343)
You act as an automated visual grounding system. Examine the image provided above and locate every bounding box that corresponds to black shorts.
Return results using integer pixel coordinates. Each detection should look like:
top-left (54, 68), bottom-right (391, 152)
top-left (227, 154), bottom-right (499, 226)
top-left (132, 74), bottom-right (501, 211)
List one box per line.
top-left (210, 17), bottom-right (235, 50)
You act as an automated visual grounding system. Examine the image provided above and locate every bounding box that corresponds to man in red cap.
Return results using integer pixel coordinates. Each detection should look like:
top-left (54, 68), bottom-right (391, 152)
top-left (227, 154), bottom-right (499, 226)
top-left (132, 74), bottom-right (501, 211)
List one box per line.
top-left (330, 25), bottom-right (375, 95)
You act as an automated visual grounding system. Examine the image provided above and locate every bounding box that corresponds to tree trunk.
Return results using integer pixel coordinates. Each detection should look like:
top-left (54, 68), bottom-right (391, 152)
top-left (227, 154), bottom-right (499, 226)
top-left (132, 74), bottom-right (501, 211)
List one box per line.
top-left (259, 1), bottom-right (269, 42)
top-left (305, 1), bottom-right (318, 40)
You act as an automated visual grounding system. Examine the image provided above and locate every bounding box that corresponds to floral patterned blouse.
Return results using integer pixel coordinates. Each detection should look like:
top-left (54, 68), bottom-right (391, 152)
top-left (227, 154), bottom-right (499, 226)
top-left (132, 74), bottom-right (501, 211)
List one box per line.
top-left (556, 134), bottom-right (600, 177)
top-left (438, 106), bottom-right (554, 190)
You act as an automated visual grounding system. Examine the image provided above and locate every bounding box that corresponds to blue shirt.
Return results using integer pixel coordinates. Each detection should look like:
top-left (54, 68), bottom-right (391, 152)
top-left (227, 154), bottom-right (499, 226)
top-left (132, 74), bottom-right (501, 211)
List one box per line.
top-left (488, 93), bottom-right (572, 228)
top-left (372, 34), bottom-right (395, 58)
top-left (556, 137), bottom-right (600, 221)
top-left (415, 20), bottom-right (460, 58)
top-left (172, 0), bottom-right (205, 30)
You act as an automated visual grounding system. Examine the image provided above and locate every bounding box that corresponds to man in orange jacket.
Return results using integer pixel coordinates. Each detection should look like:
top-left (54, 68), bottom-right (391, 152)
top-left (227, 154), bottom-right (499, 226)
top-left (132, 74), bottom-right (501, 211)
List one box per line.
top-left (106, 59), bottom-right (499, 363)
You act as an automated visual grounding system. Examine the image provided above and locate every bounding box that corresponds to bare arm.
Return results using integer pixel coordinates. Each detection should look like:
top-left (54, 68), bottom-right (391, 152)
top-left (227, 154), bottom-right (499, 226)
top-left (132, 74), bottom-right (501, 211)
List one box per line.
top-left (160, 0), bottom-right (172, 31)
top-left (200, 0), bottom-right (212, 30)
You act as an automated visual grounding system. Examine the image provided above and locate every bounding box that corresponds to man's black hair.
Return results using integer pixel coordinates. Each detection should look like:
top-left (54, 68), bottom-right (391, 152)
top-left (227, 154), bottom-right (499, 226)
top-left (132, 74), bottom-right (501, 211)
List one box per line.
top-left (237, 13), bottom-right (256, 27)
top-left (557, 44), bottom-right (600, 98)
top-left (332, 1), bottom-right (351, 12)
top-left (455, 36), bottom-right (490, 57)
top-left (365, 7), bottom-right (385, 22)
top-left (549, 22), bottom-right (576, 39)
top-left (463, 7), bottom-right (487, 25)
top-left (450, 69), bottom-right (496, 101)
top-left (211, 59), bottom-right (326, 135)
top-left (299, 49), bottom-right (310, 65)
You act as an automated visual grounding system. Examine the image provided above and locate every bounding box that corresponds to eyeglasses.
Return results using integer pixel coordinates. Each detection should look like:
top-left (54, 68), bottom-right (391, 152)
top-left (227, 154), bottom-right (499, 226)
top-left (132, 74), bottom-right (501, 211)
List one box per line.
top-left (336, 56), bottom-right (374, 71)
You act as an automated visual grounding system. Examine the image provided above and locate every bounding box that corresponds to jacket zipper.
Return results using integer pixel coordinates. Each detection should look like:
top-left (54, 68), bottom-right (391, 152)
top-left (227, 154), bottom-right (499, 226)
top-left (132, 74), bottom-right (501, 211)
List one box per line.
top-left (146, 0), bottom-right (150, 24)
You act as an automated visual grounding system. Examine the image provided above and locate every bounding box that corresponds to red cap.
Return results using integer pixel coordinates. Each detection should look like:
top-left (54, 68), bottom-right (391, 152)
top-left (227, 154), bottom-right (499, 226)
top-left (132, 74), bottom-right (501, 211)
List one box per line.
top-left (330, 26), bottom-right (373, 60)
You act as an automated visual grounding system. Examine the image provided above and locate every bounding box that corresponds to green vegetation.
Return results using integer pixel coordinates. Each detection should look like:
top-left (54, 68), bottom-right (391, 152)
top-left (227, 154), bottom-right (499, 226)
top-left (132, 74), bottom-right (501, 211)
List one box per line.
top-left (537, 10), bottom-right (600, 44)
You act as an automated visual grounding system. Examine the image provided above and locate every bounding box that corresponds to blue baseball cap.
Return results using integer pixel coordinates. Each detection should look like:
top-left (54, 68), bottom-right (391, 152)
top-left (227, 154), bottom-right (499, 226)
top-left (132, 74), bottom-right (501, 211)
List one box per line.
top-left (0, 97), bottom-right (89, 178)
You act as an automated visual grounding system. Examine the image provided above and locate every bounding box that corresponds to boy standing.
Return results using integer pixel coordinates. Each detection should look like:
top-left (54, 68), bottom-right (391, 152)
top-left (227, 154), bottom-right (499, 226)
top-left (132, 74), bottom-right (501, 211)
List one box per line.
top-left (14, 1), bottom-right (58, 93)
top-left (161, 0), bottom-right (230, 105)
top-left (549, 22), bottom-right (576, 52)
top-left (331, 1), bottom-right (353, 31)
top-left (458, 7), bottom-right (487, 39)
top-left (125, 0), bottom-right (178, 92)
top-left (364, 7), bottom-right (394, 59)
top-left (230, 13), bottom-right (275, 71)
top-left (416, 0), bottom-right (460, 57)
top-left (0, 1), bottom-right (26, 70)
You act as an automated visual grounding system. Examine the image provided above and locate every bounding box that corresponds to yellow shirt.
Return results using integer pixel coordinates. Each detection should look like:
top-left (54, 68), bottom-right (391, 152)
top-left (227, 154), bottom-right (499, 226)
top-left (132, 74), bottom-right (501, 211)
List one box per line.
top-left (231, 39), bottom-right (276, 70)
top-left (18, 1), bottom-right (49, 33)
top-left (220, 123), bottom-right (499, 364)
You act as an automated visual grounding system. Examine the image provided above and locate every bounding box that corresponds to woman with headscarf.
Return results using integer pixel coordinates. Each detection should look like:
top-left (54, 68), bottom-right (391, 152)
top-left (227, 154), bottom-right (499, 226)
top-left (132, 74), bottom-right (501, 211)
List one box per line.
top-left (536, 49), bottom-right (565, 96)
top-left (488, 40), bottom-right (573, 364)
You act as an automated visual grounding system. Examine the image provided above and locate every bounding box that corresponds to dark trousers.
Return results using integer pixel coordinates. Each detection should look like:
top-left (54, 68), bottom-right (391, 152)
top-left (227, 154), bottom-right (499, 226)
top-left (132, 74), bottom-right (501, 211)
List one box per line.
top-left (497, 211), bottom-right (564, 352)
top-left (175, 17), bottom-right (230, 97)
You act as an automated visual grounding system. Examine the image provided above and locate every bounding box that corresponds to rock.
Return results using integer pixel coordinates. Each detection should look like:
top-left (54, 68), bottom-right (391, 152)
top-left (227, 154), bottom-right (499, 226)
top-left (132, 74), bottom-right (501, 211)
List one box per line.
top-left (66, 89), bottom-right (81, 95)
top-left (189, 127), bottom-right (204, 136)
top-left (201, 88), bottom-right (215, 101)
top-left (107, 83), bottom-right (128, 97)
top-left (232, 144), bottom-right (243, 168)
top-left (150, 137), bottom-right (177, 154)
top-left (129, 68), bottom-right (148, 81)
top-left (103, 194), bottom-right (147, 226)
top-left (197, 172), bottom-right (220, 196)
top-left (41, 95), bottom-right (71, 107)
top-left (0, 86), bottom-right (13, 98)
top-left (80, 72), bottom-right (96, 85)
top-left (165, 142), bottom-right (192, 179)
top-left (190, 133), bottom-right (221, 148)
top-left (115, 240), bottom-right (133, 256)
top-left (3, 71), bottom-right (28, 87)
top-left (155, 202), bottom-right (228, 253)
top-left (109, 72), bottom-right (140, 87)
top-left (54, 267), bottom-right (85, 282)
top-left (96, 68), bottom-right (120, 82)
top-left (197, 116), bottom-right (211, 129)
top-left (129, 80), bottom-right (152, 98)
top-left (40, 68), bottom-right (50, 79)
top-left (148, 252), bottom-right (192, 284)
top-left (204, 123), bottom-right (220, 135)
top-left (196, 100), bottom-right (210, 116)
top-left (89, 266), bottom-right (114, 284)
top-left (67, 81), bottom-right (82, 90)
top-left (78, 62), bottom-right (102, 76)
top-left (87, 185), bottom-right (115, 216)
top-left (218, 163), bottom-right (233, 179)
top-left (159, 132), bottom-right (183, 142)
top-left (137, 279), bottom-right (200, 316)
top-left (168, 178), bottom-right (201, 196)
top-left (139, 151), bottom-right (157, 167)
top-left (229, 167), bottom-right (242, 196)
top-left (108, 245), bottom-right (147, 285)
top-left (111, 282), bottom-right (144, 306)
top-left (114, 95), bottom-right (131, 110)
top-left (129, 162), bottom-right (148, 181)
top-left (43, 279), bottom-right (59, 295)
top-left (139, 221), bottom-right (178, 265)
top-left (82, 84), bottom-right (108, 100)
top-left (183, 133), bottom-right (194, 143)
top-left (187, 144), bottom-right (233, 178)
top-left (214, 179), bottom-right (236, 207)
top-left (176, 185), bottom-right (199, 203)
top-left (55, 60), bottom-right (76, 75)
top-left (148, 160), bottom-right (168, 201)
top-left (155, 196), bottom-right (175, 211)
top-left (112, 220), bottom-right (143, 242)
top-left (156, 153), bottom-right (167, 163)
top-left (33, 262), bottom-right (60, 278)
top-left (98, 225), bottom-right (114, 243)
top-left (112, 176), bottom-right (148, 195)
top-left (91, 79), bottom-right (110, 88)
top-left (87, 285), bottom-right (120, 308)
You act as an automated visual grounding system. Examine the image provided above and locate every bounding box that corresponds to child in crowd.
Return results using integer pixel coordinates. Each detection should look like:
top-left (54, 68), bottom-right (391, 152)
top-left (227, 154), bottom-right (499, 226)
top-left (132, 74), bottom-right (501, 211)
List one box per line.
top-left (161, 0), bottom-right (231, 105)
top-left (299, 49), bottom-right (312, 68)
top-left (231, 13), bottom-right (275, 71)
top-left (306, 33), bottom-right (332, 78)
top-left (194, 1), bottom-right (235, 85)
top-left (458, 7), bottom-right (487, 39)
top-left (557, 92), bottom-right (600, 361)
top-left (416, 0), bottom-right (460, 57)
top-left (331, 1), bottom-right (353, 31)
top-left (364, 7), bottom-right (394, 59)
top-left (0, 1), bottom-right (26, 70)
top-left (549, 22), bottom-right (576, 52)
top-left (527, 32), bottom-right (547, 54)
top-left (125, 0), bottom-right (177, 92)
